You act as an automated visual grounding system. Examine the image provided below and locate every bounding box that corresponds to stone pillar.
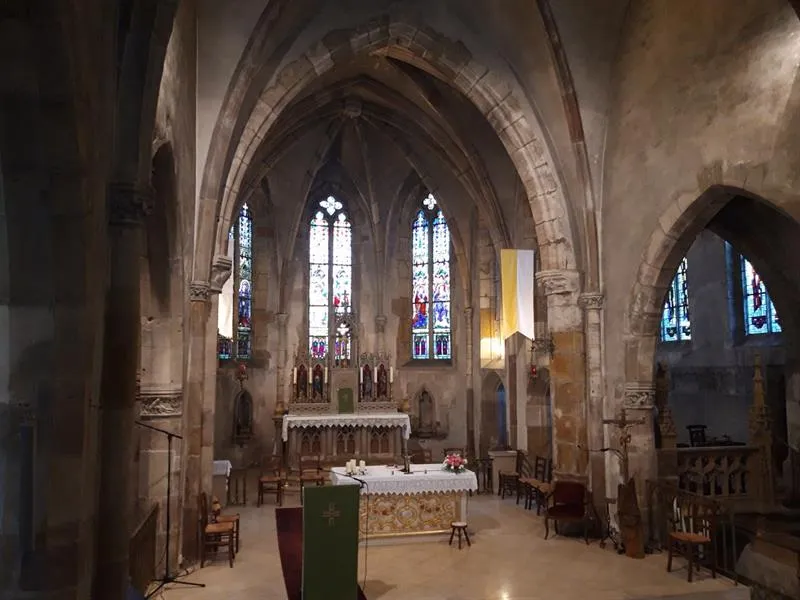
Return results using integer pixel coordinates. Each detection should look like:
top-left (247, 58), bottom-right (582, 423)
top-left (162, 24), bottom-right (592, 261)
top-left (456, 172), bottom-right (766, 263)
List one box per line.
top-left (623, 382), bottom-right (658, 503)
top-left (375, 315), bottom-right (387, 354)
top-left (749, 354), bottom-right (775, 508)
top-left (94, 182), bottom-right (149, 599)
top-left (275, 312), bottom-right (289, 416)
top-left (579, 292), bottom-right (605, 501)
top-left (180, 281), bottom-right (211, 564)
top-left (464, 307), bottom-right (476, 458)
top-left (535, 269), bottom-right (586, 479)
top-left (655, 363), bottom-right (678, 484)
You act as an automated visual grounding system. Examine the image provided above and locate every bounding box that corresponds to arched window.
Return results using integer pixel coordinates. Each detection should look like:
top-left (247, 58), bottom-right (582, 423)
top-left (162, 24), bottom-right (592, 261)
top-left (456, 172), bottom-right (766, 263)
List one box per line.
top-left (740, 254), bottom-right (781, 335)
top-left (308, 196), bottom-right (352, 362)
top-left (217, 203), bottom-right (253, 360)
top-left (411, 193), bottom-right (451, 360)
top-left (660, 257), bottom-right (691, 342)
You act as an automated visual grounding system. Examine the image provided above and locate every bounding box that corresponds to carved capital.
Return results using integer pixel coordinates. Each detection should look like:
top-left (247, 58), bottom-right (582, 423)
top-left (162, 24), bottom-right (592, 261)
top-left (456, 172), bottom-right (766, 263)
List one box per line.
top-left (535, 269), bottom-right (580, 296)
top-left (209, 254), bottom-right (233, 293)
top-left (463, 307), bottom-right (474, 322)
top-left (343, 97), bottom-right (362, 118)
top-left (189, 280), bottom-right (210, 302)
top-left (531, 337), bottom-right (555, 358)
top-left (578, 292), bottom-right (604, 310)
top-left (276, 312), bottom-right (289, 326)
top-left (375, 315), bottom-right (387, 333)
top-left (623, 382), bottom-right (656, 409)
top-left (137, 390), bottom-right (183, 418)
top-left (107, 182), bottom-right (152, 226)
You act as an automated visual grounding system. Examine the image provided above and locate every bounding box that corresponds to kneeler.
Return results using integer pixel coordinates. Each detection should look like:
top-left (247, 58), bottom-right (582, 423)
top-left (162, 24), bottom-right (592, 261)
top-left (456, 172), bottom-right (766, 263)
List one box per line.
top-left (275, 507), bottom-right (367, 600)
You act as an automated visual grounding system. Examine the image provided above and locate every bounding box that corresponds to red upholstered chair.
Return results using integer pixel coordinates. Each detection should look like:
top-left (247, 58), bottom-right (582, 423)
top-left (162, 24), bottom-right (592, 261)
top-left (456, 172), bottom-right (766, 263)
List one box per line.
top-left (543, 480), bottom-right (591, 544)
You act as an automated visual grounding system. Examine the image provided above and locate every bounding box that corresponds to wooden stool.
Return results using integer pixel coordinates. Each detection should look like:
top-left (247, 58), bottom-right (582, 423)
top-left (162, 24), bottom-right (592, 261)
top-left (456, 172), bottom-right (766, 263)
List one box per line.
top-left (448, 522), bottom-right (471, 549)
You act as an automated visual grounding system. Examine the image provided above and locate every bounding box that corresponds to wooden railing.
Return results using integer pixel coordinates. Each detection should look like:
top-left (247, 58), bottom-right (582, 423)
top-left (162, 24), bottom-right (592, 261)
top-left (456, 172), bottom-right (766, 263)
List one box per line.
top-left (676, 445), bottom-right (760, 502)
top-left (129, 503), bottom-right (159, 595)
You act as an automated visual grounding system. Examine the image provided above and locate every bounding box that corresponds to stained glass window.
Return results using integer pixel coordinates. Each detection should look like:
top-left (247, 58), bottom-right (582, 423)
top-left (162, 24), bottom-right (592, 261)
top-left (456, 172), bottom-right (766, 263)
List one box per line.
top-left (218, 203), bottom-right (253, 360)
top-left (308, 196), bottom-right (352, 362)
top-left (740, 254), bottom-right (781, 335)
top-left (660, 257), bottom-right (691, 342)
top-left (412, 193), bottom-right (451, 360)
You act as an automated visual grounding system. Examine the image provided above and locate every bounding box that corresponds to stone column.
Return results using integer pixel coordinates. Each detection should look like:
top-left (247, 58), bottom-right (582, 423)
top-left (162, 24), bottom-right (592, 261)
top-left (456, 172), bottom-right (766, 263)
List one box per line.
top-left (375, 315), bottom-right (387, 354)
top-left (464, 307), bottom-right (476, 458)
top-left (622, 382), bottom-right (658, 500)
top-left (535, 269), bottom-right (587, 479)
top-left (180, 281), bottom-right (211, 564)
top-left (94, 182), bottom-right (149, 599)
top-left (579, 292), bottom-right (605, 501)
top-left (275, 312), bottom-right (289, 416)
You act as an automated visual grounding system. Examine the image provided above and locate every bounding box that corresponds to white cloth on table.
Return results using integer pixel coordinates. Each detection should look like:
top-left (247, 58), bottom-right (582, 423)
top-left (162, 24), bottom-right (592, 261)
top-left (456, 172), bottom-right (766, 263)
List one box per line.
top-left (212, 460), bottom-right (232, 478)
top-left (281, 412), bottom-right (411, 441)
top-left (330, 463), bottom-right (478, 495)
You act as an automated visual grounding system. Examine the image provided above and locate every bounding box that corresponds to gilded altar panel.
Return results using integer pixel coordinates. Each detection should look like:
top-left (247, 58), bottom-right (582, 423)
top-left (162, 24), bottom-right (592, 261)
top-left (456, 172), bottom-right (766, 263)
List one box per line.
top-left (358, 492), bottom-right (461, 538)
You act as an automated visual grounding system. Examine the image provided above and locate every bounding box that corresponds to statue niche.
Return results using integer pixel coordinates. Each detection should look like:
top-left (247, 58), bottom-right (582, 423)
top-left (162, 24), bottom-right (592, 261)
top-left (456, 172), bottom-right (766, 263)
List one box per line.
top-left (296, 364), bottom-right (308, 401)
top-left (233, 389), bottom-right (254, 446)
top-left (411, 388), bottom-right (446, 439)
top-left (361, 364), bottom-right (374, 401)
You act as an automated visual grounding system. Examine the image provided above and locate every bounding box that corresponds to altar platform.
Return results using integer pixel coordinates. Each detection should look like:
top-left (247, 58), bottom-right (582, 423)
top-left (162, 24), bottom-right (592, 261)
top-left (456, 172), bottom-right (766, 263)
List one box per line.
top-left (330, 464), bottom-right (478, 541)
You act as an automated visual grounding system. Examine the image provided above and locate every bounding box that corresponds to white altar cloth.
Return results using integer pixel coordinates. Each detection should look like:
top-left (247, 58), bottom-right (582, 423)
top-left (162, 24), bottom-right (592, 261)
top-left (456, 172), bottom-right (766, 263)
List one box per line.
top-left (330, 464), bottom-right (478, 495)
top-left (212, 459), bottom-right (232, 477)
top-left (281, 412), bottom-right (410, 442)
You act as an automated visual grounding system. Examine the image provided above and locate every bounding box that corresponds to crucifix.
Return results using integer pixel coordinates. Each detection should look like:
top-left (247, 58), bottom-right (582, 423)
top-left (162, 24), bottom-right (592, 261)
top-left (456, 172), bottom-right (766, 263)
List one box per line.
top-left (602, 409), bottom-right (646, 482)
top-left (602, 409), bottom-right (647, 559)
top-left (322, 502), bottom-right (341, 527)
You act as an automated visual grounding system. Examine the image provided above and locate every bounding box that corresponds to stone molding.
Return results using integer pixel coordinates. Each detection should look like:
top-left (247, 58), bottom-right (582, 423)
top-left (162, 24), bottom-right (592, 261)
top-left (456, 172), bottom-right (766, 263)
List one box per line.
top-left (578, 292), bottom-right (604, 310)
top-left (531, 337), bottom-right (555, 357)
top-left (276, 312), bottom-right (289, 326)
top-left (189, 280), bottom-right (210, 302)
top-left (209, 254), bottom-right (233, 293)
top-left (107, 182), bottom-right (153, 226)
top-left (535, 269), bottom-right (580, 296)
top-left (343, 97), bottom-right (362, 118)
top-left (463, 307), bottom-right (473, 321)
top-left (137, 389), bottom-right (183, 419)
top-left (623, 382), bottom-right (656, 409)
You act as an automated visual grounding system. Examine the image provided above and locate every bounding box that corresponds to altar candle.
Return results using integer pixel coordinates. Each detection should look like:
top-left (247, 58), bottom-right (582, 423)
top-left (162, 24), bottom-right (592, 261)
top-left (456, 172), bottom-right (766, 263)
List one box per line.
top-left (292, 367), bottom-right (297, 384)
top-left (389, 367), bottom-right (394, 383)
top-left (324, 367), bottom-right (328, 383)
top-left (359, 459), bottom-right (366, 469)
top-left (374, 368), bottom-right (378, 383)
top-left (359, 369), bottom-right (363, 383)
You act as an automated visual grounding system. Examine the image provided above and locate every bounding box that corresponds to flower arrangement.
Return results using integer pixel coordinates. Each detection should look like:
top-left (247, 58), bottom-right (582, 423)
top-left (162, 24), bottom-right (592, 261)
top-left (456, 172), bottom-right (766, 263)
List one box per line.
top-left (442, 453), bottom-right (468, 474)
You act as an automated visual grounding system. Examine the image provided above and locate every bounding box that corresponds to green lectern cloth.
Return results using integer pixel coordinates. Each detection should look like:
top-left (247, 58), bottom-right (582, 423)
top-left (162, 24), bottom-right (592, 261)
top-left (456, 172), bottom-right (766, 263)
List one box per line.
top-left (337, 387), bottom-right (355, 413)
top-left (302, 485), bottom-right (360, 600)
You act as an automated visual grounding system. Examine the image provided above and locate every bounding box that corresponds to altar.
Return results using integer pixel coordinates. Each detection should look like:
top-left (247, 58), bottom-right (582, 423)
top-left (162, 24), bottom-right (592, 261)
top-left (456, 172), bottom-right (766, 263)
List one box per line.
top-left (282, 412), bottom-right (410, 461)
top-left (330, 464), bottom-right (478, 541)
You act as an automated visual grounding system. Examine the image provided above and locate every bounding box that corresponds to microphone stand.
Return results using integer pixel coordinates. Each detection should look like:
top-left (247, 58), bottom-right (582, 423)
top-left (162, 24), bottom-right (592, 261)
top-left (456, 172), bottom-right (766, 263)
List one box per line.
top-left (135, 420), bottom-right (206, 597)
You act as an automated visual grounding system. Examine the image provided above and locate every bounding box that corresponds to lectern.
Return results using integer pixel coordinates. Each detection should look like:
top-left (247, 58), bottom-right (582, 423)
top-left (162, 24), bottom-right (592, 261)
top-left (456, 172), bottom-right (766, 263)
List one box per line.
top-left (276, 485), bottom-right (366, 600)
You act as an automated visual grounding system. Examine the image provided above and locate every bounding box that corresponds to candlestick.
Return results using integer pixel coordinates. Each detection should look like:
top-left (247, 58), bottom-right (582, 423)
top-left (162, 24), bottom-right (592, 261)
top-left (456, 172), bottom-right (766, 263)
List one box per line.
top-left (390, 367), bottom-right (394, 383)
top-left (292, 367), bottom-right (297, 384)
top-left (374, 368), bottom-right (378, 383)
top-left (359, 369), bottom-right (363, 384)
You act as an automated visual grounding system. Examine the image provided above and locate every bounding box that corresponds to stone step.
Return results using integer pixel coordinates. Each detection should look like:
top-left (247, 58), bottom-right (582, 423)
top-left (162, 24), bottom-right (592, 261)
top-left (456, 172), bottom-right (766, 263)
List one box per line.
top-left (630, 589), bottom-right (750, 600)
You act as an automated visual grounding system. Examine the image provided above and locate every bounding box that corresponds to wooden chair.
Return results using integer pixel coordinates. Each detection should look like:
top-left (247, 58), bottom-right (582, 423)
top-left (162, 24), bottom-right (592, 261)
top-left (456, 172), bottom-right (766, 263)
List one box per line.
top-left (520, 456), bottom-right (552, 513)
top-left (298, 455), bottom-right (325, 501)
top-left (198, 494), bottom-right (235, 568)
top-left (686, 424), bottom-right (707, 447)
top-left (200, 491), bottom-right (240, 554)
top-left (543, 480), bottom-right (591, 544)
top-left (257, 455), bottom-right (285, 507)
top-left (498, 450), bottom-right (524, 499)
top-left (666, 494), bottom-right (718, 582)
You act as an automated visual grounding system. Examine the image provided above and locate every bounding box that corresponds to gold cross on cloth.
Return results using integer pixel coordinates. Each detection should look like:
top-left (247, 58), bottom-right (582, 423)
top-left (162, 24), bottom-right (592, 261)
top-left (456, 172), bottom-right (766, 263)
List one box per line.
top-left (322, 503), bottom-right (340, 526)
